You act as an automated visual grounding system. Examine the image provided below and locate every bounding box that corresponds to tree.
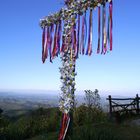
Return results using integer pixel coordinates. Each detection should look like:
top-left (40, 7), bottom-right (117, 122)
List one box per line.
top-left (83, 89), bottom-right (106, 124)
top-left (84, 89), bottom-right (101, 109)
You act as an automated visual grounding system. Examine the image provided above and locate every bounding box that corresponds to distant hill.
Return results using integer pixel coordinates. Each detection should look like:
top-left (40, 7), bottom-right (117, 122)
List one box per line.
top-left (0, 90), bottom-right (134, 116)
top-left (0, 91), bottom-right (59, 116)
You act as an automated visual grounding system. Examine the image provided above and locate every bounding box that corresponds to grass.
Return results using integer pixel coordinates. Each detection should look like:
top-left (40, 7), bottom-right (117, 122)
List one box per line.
top-left (28, 122), bottom-right (140, 140)
top-left (28, 132), bottom-right (58, 140)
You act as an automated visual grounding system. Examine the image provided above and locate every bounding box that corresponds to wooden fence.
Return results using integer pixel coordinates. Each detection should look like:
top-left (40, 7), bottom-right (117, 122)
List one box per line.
top-left (106, 94), bottom-right (140, 117)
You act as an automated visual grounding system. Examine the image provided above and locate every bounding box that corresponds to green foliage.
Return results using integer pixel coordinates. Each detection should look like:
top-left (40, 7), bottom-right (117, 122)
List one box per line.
top-left (84, 89), bottom-right (100, 108)
top-left (70, 125), bottom-right (120, 140)
top-left (0, 117), bottom-right (10, 128)
top-left (73, 104), bottom-right (107, 126)
top-left (73, 89), bottom-right (107, 126)
top-left (0, 107), bottom-right (61, 140)
top-left (73, 104), bottom-right (88, 126)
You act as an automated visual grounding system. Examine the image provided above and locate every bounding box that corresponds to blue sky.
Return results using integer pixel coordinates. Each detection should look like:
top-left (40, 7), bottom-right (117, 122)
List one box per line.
top-left (0, 0), bottom-right (140, 95)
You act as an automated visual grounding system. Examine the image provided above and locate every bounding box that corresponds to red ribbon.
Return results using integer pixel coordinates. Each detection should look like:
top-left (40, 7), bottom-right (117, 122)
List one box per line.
top-left (58, 113), bottom-right (70, 140)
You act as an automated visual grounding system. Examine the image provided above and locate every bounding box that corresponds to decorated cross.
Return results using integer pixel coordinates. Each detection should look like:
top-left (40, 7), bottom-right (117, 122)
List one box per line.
top-left (39, 0), bottom-right (113, 139)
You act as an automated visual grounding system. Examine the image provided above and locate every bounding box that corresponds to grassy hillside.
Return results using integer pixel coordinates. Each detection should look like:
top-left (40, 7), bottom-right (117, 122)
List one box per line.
top-left (0, 106), bottom-right (140, 140)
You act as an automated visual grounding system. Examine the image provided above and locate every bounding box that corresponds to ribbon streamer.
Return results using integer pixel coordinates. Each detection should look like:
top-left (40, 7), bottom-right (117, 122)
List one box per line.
top-left (109, 0), bottom-right (113, 51)
top-left (84, 12), bottom-right (87, 54)
top-left (103, 3), bottom-right (107, 54)
top-left (80, 12), bottom-right (87, 55)
top-left (80, 15), bottom-right (84, 54)
top-left (57, 20), bottom-right (62, 55)
top-left (101, 5), bottom-right (104, 54)
top-left (97, 6), bottom-right (101, 54)
top-left (42, 27), bottom-right (49, 63)
top-left (107, 13), bottom-right (110, 48)
top-left (49, 25), bottom-right (54, 63)
top-left (52, 24), bottom-right (58, 58)
top-left (86, 9), bottom-right (93, 56)
top-left (58, 113), bottom-right (70, 140)
top-left (44, 27), bottom-right (48, 60)
top-left (73, 24), bottom-right (77, 57)
top-left (101, 3), bottom-right (107, 54)
top-left (42, 27), bottom-right (45, 63)
top-left (76, 15), bottom-right (80, 58)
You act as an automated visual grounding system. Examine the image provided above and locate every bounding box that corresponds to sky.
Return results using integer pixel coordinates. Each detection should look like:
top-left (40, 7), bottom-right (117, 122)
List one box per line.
top-left (0, 0), bottom-right (140, 95)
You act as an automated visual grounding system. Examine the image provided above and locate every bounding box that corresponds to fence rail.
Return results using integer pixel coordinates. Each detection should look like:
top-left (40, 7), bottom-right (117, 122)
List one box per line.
top-left (106, 94), bottom-right (140, 117)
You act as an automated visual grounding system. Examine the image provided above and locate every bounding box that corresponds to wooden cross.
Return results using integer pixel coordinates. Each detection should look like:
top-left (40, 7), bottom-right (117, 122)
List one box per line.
top-left (40, 0), bottom-right (113, 139)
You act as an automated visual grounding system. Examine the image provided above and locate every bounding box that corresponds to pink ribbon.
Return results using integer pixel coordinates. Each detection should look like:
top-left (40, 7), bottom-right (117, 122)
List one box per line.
top-left (109, 0), bottom-right (113, 51)
top-left (42, 27), bottom-right (45, 63)
top-left (44, 27), bottom-right (48, 60)
top-left (52, 24), bottom-right (58, 58)
top-left (86, 9), bottom-right (93, 56)
top-left (80, 12), bottom-right (86, 55)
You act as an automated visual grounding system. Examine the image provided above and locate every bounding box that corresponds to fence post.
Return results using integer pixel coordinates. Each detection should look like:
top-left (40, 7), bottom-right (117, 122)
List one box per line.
top-left (136, 94), bottom-right (139, 115)
top-left (108, 95), bottom-right (112, 118)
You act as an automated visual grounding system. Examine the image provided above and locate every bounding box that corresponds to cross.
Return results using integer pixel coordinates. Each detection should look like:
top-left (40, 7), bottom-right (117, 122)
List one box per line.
top-left (39, 0), bottom-right (113, 139)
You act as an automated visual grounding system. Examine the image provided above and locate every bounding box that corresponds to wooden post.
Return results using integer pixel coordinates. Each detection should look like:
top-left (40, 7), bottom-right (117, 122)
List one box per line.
top-left (108, 95), bottom-right (112, 118)
top-left (136, 94), bottom-right (139, 115)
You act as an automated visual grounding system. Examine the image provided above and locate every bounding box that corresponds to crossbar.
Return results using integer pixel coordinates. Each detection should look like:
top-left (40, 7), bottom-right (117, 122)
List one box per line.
top-left (106, 98), bottom-right (135, 100)
top-left (40, 0), bottom-right (111, 28)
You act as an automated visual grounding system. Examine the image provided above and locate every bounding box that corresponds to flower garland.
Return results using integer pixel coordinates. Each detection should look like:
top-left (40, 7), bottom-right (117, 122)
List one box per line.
top-left (59, 50), bottom-right (76, 114)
